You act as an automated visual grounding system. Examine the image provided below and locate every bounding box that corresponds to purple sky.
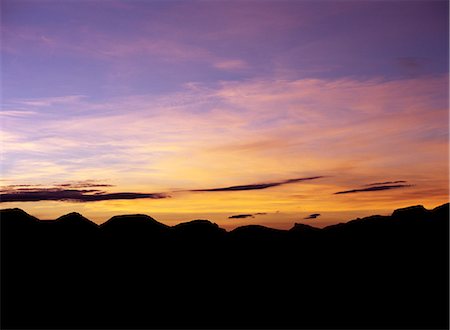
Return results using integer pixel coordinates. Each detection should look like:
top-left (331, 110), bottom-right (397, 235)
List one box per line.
top-left (2, 0), bottom-right (448, 99)
top-left (1, 0), bottom-right (448, 228)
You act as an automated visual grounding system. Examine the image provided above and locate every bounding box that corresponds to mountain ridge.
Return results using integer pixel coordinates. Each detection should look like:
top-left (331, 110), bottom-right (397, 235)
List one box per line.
top-left (1, 202), bottom-right (447, 234)
top-left (1, 202), bottom-right (448, 329)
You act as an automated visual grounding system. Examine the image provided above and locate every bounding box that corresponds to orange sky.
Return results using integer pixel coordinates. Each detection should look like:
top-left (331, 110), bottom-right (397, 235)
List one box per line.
top-left (1, 1), bottom-right (448, 229)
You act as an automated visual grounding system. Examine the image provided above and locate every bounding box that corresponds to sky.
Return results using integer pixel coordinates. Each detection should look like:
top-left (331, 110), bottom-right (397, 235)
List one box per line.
top-left (1, 0), bottom-right (449, 229)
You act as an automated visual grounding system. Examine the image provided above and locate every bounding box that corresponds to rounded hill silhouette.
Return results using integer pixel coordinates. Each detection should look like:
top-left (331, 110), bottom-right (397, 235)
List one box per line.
top-left (171, 219), bottom-right (226, 240)
top-left (55, 212), bottom-right (98, 227)
top-left (101, 214), bottom-right (169, 233)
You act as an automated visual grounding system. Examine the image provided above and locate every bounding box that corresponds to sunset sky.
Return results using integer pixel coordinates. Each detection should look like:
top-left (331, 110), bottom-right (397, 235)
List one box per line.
top-left (1, 0), bottom-right (448, 229)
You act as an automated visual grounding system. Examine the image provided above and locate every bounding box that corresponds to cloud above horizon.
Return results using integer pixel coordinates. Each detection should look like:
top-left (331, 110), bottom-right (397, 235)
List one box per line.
top-left (334, 184), bottom-right (412, 195)
top-left (365, 181), bottom-right (407, 187)
top-left (228, 214), bottom-right (254, 219)
top-left (54, 180), bottom-right (115, 189)
top-left (304, 213), bottom-right (321, 219)
top-left (228, 212), bottom-right (268, 219)
top-left (192, 176), bottom-right (324, 192)
top-left (0, 187), bottom-right (169, 203)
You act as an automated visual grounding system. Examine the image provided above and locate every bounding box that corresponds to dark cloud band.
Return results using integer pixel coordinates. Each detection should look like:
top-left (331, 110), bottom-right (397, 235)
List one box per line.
top-left (0, 189), bottom-right (169, 203)
top-left (365, 180), bottom-right (406, 186)
top-left (192, 176), bottom-right (324, 192)
top-left (228, 214), bottom-right (254, 219)
top-left (334, 184), bottom-right (411, 195)
top-left (228, 212), bottom-right (268, 219)
top-left (304, 213), bottom-right (321, 219)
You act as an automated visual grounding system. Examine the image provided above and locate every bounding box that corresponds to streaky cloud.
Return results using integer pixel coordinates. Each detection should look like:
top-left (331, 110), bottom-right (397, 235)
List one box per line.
top-left (55, 183), bottom-right (115, 188)
top-left (365, 180), bottom-right (407, 186)
top-left (334, 184), bottom-right (412, 195)
top-left (191, 176), bottom-right (324, 192)
top-left (1, 184), bottom-right (42, 188)
top-left (53, 180), bottom-right (115, 188)
top-left (0, 188), bottom-right (169, 203)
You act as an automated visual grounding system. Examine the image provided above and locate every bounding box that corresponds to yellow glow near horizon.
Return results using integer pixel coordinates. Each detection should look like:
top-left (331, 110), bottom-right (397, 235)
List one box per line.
top-left (2, 76), bottom-right (448, 228)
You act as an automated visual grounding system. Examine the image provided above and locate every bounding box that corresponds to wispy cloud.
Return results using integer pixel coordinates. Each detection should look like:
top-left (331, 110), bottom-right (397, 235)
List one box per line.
top-left (334, 184), bottom-right (412, 195)
top-left (213, 59), bottom-right (248, 70)
top-left (17, 95), bottom-right (86, 107)
top-left (2, 23), bottom-right (248, 74)
top-left (365, 180), bottom-right (407, 186)
top-left (53, 180), bottom-right (114, 189)
top-left (191, 176), bottom-right (324, 192)
top-left (0, 110), bottom-right (38, 117)
top-left (0, 184), bottom-right (42, 188)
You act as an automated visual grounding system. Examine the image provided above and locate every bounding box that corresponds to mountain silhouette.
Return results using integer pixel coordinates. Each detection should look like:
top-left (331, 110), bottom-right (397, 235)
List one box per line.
top-left (101, 213), bottom-right (169, 231)
top-left (55, 212), bottom-right (98, 228)
top-left (289, 222), bottom-right (321, 233)
top-left (1, 203), bottom-right (448, 329)
top-left (0, 207), bottom-right (39, 228)
top-left (392, 204), bottom-right (429, 218)
top-left (171, 219), bottom-right (226, 242)
top-left (0, 208), bottom-right (40, 248)
top-left (172, 219), bottom-right (224, 232)
top-left (42, 212), bottom-right (99, 239)
top-left (229, 224), bottom-right (287, 240)
top-left (100, 214), bottom-right (169, 240)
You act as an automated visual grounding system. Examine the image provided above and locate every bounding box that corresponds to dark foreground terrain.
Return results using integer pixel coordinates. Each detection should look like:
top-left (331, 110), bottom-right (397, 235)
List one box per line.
top-left (1, 203), bottom-right (449, 329)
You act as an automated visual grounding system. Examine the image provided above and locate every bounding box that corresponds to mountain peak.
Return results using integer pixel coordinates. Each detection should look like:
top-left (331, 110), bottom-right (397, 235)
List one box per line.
top-left (290, 223), bottom-right (321, 232)
top-left (100, 214), bottom-right (169, 233)
top-left (173, 219), bottom-right (220, 229)
top-left (0, 208), bottom-right (39, 224)
top-left (391, 205), bottom-right (429, 219)
top-left (230, 225), bottom-right (286, 240)
top-left (55, 212), bottom-right (98, 228)
top-left (172, 219), bottom-right (226, 238)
